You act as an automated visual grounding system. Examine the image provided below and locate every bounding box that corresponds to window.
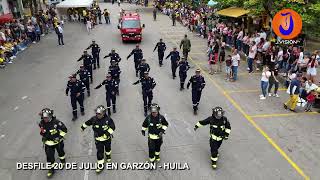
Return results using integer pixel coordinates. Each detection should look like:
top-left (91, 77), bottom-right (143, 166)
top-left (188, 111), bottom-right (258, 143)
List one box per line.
top-left (122, 20), bottom-right (140, 28)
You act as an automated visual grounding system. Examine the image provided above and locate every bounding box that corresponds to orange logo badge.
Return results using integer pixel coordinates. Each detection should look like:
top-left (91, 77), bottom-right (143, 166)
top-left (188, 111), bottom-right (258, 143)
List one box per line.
top-left (272, 9), bottom-right (302, 40)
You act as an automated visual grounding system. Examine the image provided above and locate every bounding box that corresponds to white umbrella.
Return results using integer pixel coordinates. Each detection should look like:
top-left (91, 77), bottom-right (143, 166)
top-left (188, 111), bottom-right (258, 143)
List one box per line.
top-left (207, 0), bottom-right (217, 7)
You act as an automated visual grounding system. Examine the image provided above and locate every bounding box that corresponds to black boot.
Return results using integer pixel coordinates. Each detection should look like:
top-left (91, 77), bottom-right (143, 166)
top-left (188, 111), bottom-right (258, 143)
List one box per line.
top-left (81, 111), bottom-right (85, 116)
top-left (193, 107), bottom-right (197, 115)
top-left (113, 105), bottom-right (116, 113)
top-left (47, 169), bottom-right (54, 178)
top-left (107, 108), bottom-right (111, 116)
top-left (72, 112), bottom-right (77, 121)
top-left (180, 83), bottom-right (184, 91)
top-left (136, 72), bottom-right (138, 77)
top-left (87, 91), bottom-right (90, 97)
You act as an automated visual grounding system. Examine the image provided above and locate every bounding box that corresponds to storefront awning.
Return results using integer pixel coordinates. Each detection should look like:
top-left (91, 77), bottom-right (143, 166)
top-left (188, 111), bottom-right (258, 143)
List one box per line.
top-left (217, 7), bottom-right (250, 18)
top-left (0, 13), bottom-right (14, 24)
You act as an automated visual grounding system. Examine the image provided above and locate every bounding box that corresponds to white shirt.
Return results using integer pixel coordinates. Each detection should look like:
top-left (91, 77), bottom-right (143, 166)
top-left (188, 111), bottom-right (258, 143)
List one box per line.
top-left (305, 83), bottom-right (318, 93)
top-left (255, 37), bottom-right (260, 44)
top-left (260, 31), bottom-right (267, 40)
top-left (232, 54), bottom-right (240, 66)
top-left (298, 52), bottom-right (304, 63)
top-left (277, 50), bottom-right (283, 61)
top-left (58, 26), bottom-right (63, 34)
top-left (237, 31), bottom-right (243, 40)
top-left (261, 71), bottom-right (271, 82)
top-left (248, 45), bottom-right (257, 59)
top-left (262, 41), bottom-right (270, 51)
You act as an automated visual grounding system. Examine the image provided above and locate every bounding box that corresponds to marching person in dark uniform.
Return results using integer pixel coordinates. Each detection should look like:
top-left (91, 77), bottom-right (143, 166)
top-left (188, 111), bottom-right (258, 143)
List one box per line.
top-left (38, 108), bottom-right (67, 178)
top-left (153, 8), bottom-right (157, 21)
top-left (104, 48), bottom-right (121, 65)
top-left (86, 40), bottom-right (101, 69)
top-left (108, 60), bottom-right (121, 95)
top-left (76, 65), bottom-right (91, 97)
top-left (127, 44), bottom-right (143, 77)
top-left (165, 47), bottom-right (180, 79)
top-left (194, 107), bottom-right (231, 169)
top-left (133, 71), bottom-right (156, 116)
top-left (180, 34), bottom-right (191, 60)
top-left (171, 11), bottom-right (176, 26)
top-left (153, 38), bottom-right (167, 66)
top-left (81, 105), bottom-right (115, 173)
top-left (141, 103), bottom-right (168, 162)
top-left (187, 69), bottom-right (206, 115)
top-left (66, 74), bottom-right (86, 120)
top-left (178, 57), bottom-right (190, 90)
top-left (137, 59), bottom-right (150, 78)
top-left (95, 74), bottom-right (118, 115)
top-left (77, 50), bottom-right (93, 83)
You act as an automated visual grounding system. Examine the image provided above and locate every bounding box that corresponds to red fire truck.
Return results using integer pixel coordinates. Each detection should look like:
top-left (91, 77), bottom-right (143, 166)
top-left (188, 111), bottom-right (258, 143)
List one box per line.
top-left (118, 10), bottom-right (145, 42)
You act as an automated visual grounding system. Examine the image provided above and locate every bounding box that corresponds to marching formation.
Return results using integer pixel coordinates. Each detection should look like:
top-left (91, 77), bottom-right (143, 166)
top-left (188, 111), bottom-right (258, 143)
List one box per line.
top-left (38, 37), bottom-right (231, 178)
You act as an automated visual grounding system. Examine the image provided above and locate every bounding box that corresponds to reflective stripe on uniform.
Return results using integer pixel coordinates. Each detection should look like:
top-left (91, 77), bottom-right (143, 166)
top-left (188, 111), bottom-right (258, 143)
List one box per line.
top-left (45, 140), bottom-right (59, 146)
top-left (155, 152), bottom-right (160, 155)
top-left (225, 128), bottom-right (231, 134)
top-left (105, 151), bottom-right (111, 155)
top-left (97, 159), bottom-right (104, 164)
top-left (142, 127), bottom-right (147, 131)
top-left (162, 125), bottom-right (167, 131)
top-left (149, 134), bottom-right (159, 139)
top-left (149, 157), bottom-right (155, 162)
top-left (59, 131), bottom-right (67, 137)
top-left (210, 134), bottom-right (223, 141)
top-left (95, 134), bottom-right (110, 141)
top-left (82, 123), bottom-right (88, 128)
top-left (211, 157), bottom-right (218, 161)
top-left (196, 122), bottom-right (203, 127)
top-left (107, 128), bottom-right (114, 134)
top-left (59, 155), bottom-right (65, 160)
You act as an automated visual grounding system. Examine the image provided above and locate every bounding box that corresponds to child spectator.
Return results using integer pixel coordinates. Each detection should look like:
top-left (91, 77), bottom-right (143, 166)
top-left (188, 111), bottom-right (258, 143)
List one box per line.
top-left (305, 90), bottom-right (316, 112)
top-left (225, 55), bottom-right (232, 81)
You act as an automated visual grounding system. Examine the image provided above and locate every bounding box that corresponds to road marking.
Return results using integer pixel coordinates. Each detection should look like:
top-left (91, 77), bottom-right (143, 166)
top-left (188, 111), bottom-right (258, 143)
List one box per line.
top-left (21, 96), bottom-right (28, 100)
top-left (169, 39), bottom-right (310, 180)
top-left (14, 106), bottom-right (19, 111)
top-left (238, 72), bottom-right (261, 76)
top-left (249, 112), bottom-right (319, 118)
top-left (226, 88), bottom-right (287, 93)
top-left (84, 141), bottom-right (93, 180)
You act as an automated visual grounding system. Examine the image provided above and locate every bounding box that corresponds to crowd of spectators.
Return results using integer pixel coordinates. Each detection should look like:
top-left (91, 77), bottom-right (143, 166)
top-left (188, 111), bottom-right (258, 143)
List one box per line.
top-left (157, 1), bottom-right (320, 110)
top-left (66, 2), bottom-right (110, 34)
top-left (0, 7), bottom-right (62, 68)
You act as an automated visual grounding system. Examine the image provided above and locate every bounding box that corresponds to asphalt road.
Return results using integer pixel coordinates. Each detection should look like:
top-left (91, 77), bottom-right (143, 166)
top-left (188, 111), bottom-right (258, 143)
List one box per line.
top-left (0, 3), bottom-right (319, 180)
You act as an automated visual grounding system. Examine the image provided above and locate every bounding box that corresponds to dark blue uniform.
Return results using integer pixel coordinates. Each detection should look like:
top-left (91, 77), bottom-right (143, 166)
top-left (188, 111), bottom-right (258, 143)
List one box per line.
top-left (187, 75), bottom-right (206, 112)
top-left (138, 63), bottom-right (150, 78)
top-left (86, 44), bottom-right (101, 69)
top-left (104, 52), bottom-right (121, 65)
top-left (165, 50), bottom-right (180, 79)
top-left (95, 79), bottom-right (118, 115)
top-left (153, 42), bottom-right (166, 66)
top-left (77, 55), bottom-right (93, 82)
top-left (76, 68), bottom-right (91, 96)
top-left (66, 80), bottom-right (86, 119)
top-left (133, 77), bottom-right (156, 115)
top-left (178, 61), bottom-right (190, 89)
top-left (108, 65), bottom-right (121, 95)
top-left (127, 48), bottom-right (143, 76)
